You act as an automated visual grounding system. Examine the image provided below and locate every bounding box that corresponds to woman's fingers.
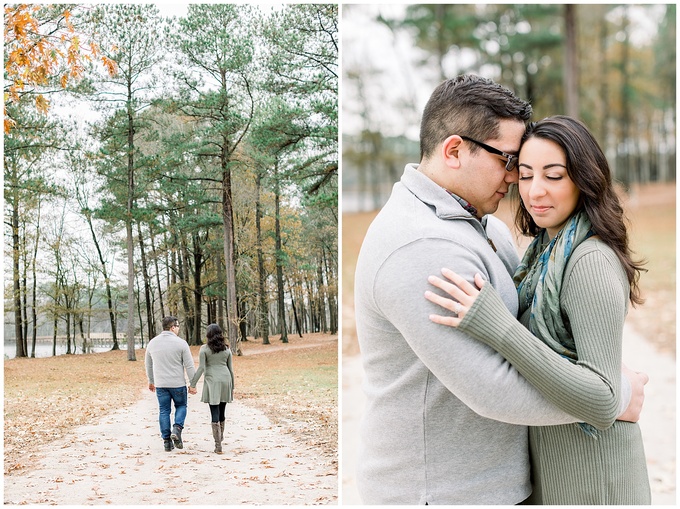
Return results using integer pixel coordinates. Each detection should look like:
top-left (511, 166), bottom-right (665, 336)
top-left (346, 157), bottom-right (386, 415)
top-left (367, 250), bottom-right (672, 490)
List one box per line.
top-left (428, 313), bottom-right (461, 328)
top-left (425, 289), bottom-right (471, 326)
top-left (440, 268), bottom-right (481, 297)
top-left (425, 270), bottom-right (485, 328)
top-left (427, 274), bottom-right (469, 303)
top-left (424, 289), bottom-right (461, 314)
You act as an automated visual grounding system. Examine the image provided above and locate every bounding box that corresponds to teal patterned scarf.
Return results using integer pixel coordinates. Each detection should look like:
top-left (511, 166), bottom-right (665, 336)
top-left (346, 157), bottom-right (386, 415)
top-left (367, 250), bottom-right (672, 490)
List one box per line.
top-left (513, 210), bottom-right (597, 437)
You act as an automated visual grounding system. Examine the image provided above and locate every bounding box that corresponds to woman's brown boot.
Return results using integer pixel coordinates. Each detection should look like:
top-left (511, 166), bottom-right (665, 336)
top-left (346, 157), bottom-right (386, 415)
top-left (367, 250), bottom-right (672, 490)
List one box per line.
top-left (211, 422), bottom-right (222, 454)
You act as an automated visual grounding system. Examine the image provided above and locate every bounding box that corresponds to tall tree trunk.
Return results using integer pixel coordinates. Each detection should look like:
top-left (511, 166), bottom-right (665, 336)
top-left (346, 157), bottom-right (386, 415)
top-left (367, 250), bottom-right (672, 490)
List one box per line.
top-left (21, 227), bottom-right (29, 352)
top-left (215, 250), bottom-right (225, 330)
top-left (166, 222), bottom-right (178, 316)
top-left (238, 297), bottom-right (248, 341)
top-left (221, 155), bottom-right (242, 354)
top-left (12, 193), bottom-right (26, 358)
top-left (324, 246), bottom-right (338, 335)
top-left (255, 169), bottom-right (270, 345)
top-left (564, 5), bottom-right (579, 117)
top-left (31, 200), bottom-right (41, 357)
top-left (53, 250), bottom-right (64, 357)
top-left (125, 94), bottom-right (137, 361)
top-left (137, 221), bottom-right (155, 340)
top-left (65, 300), bottom-right (72, 355)
top-left (598, 7), bottom-right (609, 150)
top-left (316, 254), bottom-right (327, 333)
top-left (192, 231), bottom-right (203, 346)
top-left (150, 228), bottom-right (165, 319)
top-left (135, 278), bottom-right (145, 347)
top-left (52, 311), bottom-right (58, 357)
top-left (290, 293), bottom-right (303, 338)
top-left (79, 313), bottom-right (87, 354)
top-left (83, 209), bottom-right (118, 350)
top-left (620, 7), bottom-right (632, 188)
top-left (178, 231), bottom-right (194, 341)
top-left (274, 173), bottom-right (288, 344)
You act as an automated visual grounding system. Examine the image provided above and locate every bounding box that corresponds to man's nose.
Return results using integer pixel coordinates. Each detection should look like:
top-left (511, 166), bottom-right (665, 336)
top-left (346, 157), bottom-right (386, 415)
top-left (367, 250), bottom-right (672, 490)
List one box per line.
top-left (505, 168), bottom-right (519, 184)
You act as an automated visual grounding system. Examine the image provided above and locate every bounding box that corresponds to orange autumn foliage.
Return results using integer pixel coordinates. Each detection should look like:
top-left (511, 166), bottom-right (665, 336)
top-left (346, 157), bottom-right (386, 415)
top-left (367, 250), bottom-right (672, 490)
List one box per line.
top-left (4, 4), bottom-right (117, 133)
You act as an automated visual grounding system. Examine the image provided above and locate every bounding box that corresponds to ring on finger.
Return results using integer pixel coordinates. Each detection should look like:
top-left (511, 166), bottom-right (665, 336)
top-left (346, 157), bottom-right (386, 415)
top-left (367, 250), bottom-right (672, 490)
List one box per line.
top-left (453, 301), bottom-right (462, 315)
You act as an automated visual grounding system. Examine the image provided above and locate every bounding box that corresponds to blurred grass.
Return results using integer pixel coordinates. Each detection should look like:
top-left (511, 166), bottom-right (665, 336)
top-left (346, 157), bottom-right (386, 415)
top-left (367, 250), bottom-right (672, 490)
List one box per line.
top-left (623, 183), bottom-right (676, 355)
top-left (342, 212), bottom-right (376, 356)
top-left (4, 333), bottom-right (338, 475)
top-left (343, 182), bottom-right (676, 357)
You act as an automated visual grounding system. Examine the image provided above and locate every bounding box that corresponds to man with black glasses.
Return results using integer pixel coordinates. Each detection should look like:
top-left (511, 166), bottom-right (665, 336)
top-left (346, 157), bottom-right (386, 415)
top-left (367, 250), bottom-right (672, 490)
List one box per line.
top-left (145, 316), bottom-right (197, 452)
top-left (353, 74), bottom-right (644, 504)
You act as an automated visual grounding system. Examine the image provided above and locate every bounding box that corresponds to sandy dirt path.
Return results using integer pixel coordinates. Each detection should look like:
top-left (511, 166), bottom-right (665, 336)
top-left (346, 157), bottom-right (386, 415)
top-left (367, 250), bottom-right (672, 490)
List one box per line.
top-left (5, 370), bottom-right (337, 505)
top-left (341, 323), bottom-right (675, 505)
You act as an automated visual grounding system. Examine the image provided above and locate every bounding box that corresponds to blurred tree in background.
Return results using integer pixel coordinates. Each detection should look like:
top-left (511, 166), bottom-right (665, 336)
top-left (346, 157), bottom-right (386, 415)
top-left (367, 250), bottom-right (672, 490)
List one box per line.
top-left (343, 4), bottom-right (675, 210)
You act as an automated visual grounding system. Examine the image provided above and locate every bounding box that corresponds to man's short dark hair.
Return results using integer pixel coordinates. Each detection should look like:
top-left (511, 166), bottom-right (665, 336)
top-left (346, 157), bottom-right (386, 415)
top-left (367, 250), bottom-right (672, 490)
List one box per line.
top-left (162, 316), bottom-right (179, 331)
top-left (419, 74), bottom-right (532, 160)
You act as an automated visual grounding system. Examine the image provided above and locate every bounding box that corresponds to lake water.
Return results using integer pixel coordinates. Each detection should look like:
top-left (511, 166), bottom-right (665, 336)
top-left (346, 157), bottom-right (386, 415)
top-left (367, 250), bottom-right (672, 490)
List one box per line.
top-left (4, 340), bottom-right (143, 360)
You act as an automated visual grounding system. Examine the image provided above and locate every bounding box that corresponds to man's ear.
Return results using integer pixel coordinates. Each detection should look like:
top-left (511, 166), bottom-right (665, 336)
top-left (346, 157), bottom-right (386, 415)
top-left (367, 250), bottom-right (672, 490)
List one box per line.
top-left (441, 135), bottom-right (463, 170)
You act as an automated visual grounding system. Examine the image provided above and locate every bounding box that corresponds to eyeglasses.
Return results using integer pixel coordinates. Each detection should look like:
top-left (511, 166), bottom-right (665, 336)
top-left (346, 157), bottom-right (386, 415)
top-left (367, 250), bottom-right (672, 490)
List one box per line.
top-left (460, 136), bottom-right (519, 172)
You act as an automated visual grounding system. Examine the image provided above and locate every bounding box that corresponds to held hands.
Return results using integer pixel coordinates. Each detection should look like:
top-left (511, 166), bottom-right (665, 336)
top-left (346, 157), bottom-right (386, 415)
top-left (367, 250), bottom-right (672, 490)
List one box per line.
top-left (188, 386), bottom-right (197, 395)
top-left (424, 269), bottom-right (486, 327)
top-left (618, 364), bottom-right (649, 423)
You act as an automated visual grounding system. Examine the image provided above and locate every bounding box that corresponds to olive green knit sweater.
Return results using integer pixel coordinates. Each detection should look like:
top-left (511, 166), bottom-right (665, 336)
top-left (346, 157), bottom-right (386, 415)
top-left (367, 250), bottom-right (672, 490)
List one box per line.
top-left (459, 238), bottom-right (651, 504)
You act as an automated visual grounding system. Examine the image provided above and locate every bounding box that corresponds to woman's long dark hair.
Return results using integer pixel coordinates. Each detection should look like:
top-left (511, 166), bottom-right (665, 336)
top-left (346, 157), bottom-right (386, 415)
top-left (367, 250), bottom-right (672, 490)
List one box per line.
top-left (206, 323), bottom-right (228, 353)
top-left (514, 115), bottom-right (646, 305)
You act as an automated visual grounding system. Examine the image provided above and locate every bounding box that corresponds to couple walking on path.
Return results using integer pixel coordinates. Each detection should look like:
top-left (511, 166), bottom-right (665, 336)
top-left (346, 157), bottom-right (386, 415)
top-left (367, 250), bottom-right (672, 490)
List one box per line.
top-left (145, 316), bottom-right (234, 454)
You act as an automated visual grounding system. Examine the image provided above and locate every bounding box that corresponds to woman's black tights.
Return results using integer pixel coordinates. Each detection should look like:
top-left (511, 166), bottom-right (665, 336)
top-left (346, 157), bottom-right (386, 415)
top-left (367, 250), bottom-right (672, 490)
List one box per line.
top-left (209, 402), bottom-right (227, 423)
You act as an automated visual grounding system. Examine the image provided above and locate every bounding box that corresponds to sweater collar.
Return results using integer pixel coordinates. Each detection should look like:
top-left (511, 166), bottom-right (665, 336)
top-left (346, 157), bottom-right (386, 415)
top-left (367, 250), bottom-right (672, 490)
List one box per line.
top-left (401, 164), bottom-right (486, 228)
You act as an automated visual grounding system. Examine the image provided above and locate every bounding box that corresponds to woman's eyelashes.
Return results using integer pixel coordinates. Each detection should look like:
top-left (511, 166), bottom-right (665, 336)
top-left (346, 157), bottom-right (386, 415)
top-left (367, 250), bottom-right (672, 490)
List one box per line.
top-left (518, 173), bottom-right (564, 181)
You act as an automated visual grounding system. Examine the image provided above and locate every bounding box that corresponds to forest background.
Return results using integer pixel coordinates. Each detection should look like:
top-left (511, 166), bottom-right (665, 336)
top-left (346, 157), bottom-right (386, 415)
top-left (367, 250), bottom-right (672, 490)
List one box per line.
top-left (4, 3), bottom-right (339, 360)
top-left (343, 3), bottom-right (675, 210)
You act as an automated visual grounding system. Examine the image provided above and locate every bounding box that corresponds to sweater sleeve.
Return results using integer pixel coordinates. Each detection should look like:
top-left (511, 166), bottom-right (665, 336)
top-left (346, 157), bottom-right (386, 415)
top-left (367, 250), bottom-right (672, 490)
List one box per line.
top-left (189, 347), bottom-right (205, 388)
top-left (375, 239), bottom-right (579, 426)
top-left (227, 350), bottom-right (234, 397)
top-left (183, 343), bottom-right (196, 383)
top-left (458, 245), bottom-right (628, 430)
top-left (145, 348), bottom-right (154, 385)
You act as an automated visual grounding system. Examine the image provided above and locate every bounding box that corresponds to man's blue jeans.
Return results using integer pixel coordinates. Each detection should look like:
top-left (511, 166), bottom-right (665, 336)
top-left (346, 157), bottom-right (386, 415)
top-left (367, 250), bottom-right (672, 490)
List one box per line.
top-left (155, 387), bottom-right (187, 439)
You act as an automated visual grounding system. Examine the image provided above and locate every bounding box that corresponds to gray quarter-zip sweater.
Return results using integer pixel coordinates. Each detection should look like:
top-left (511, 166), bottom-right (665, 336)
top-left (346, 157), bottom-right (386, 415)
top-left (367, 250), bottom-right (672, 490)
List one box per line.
top-left (145, 331), bottom-right (196, 388)
top-left (354, 164), bottom-right (583, 505)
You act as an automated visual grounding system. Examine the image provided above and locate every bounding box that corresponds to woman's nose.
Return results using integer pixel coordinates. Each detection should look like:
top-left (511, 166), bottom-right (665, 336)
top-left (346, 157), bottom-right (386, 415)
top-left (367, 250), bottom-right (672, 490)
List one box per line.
top-left (528, 179), bottom-right (546, 198)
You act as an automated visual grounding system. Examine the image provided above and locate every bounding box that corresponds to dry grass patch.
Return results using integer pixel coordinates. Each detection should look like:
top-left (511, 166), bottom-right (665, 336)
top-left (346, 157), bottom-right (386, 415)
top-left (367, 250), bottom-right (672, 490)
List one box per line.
top-left (5, 333), bottom-right (339, 476)
top-left (4, 349), bottom-right (148, 475)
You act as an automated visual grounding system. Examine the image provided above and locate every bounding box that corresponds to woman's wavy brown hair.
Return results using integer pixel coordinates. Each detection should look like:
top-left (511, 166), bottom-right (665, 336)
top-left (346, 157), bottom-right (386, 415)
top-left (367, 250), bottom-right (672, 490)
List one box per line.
top-left (515, 115), bottom-right (646, 305)
top-left (206, 323), bottom-right (228, 353)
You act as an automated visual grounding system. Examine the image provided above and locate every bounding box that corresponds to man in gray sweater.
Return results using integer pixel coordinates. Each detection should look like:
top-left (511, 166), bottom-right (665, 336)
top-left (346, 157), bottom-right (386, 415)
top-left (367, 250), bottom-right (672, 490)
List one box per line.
top-left (354, 75), bottom-right (643, 504)
top-left (145, 316), bottom-right (196, 452)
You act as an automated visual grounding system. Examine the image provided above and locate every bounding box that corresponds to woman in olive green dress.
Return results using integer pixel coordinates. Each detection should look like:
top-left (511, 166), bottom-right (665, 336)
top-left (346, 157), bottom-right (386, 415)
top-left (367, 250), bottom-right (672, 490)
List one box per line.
top-left (190, 323), bottom-right (234, 454)
top-left (425, 116), bottom-right (651, 504)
